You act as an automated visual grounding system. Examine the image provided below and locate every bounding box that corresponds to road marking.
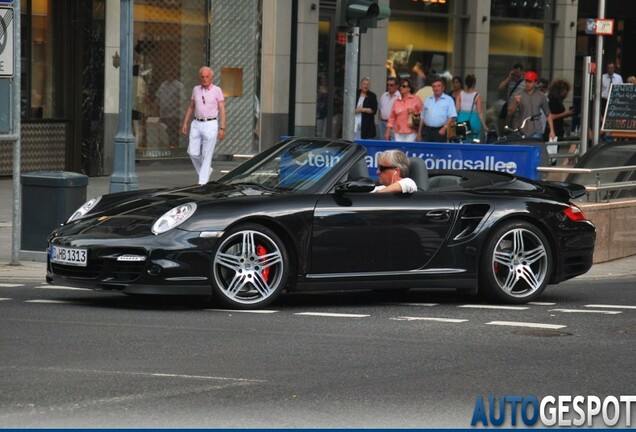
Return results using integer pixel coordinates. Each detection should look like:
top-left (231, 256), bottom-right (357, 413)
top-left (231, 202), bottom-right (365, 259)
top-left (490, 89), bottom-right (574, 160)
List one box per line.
top-left (459, 304), bottom-right (529, 310)
top-left (585, 304), bottom-right (636, 310)
top-left (0, 283), bottom-right (24, 288)
top-left (207, 309), bottom-right (278, 314)
top-left (528, 301), bottom-right (556, 306)
top-left (0, 298), bottom-right (11, 301)
top-left (35, 285), bottom-right (90, 291)
top-left (149, 372), bottom-right (266, 382)
top-left (295, 312), bottom-right (370, 318)
top-left (392, 316), bottom-right (468, 323)
top-left (24, 299), bottom-right (73, 304)
top-left (0, 365), bottom-right (266, 383)
top-left (389, 303), bottom-right (439, 307)
top-left (0, 366), bottom-right (265, 415)
top-left (487, 321), bottom-right (566, 330)
top-left (549, 308), bottom-right (622, 315)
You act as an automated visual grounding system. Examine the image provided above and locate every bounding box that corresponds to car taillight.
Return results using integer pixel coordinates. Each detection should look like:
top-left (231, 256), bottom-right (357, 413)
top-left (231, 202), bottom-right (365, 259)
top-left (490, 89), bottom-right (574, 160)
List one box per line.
top-left (564, 205), bottom-right (587, 221)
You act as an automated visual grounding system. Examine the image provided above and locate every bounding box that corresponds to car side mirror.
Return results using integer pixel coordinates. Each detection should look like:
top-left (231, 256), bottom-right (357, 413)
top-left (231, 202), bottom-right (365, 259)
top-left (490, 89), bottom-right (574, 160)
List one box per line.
top-left (335, 178), bottom-right (376, 194)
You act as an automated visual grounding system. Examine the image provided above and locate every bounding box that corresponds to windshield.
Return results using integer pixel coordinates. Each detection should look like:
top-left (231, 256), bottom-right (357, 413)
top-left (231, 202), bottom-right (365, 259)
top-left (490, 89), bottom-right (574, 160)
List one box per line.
top-left (221, 138), bottom-right (356, 193)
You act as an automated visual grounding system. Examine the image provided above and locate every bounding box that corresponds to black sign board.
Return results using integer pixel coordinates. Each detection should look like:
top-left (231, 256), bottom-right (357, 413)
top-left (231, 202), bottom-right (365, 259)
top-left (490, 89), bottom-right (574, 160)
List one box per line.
top-left (602, 84), bottom-right (636, 132)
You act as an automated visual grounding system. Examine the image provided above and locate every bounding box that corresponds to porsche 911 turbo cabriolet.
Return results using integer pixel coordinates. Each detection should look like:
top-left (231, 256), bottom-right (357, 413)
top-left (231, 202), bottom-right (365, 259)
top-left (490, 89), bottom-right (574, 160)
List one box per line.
top-left (47, 138), bottom-right (595, 309)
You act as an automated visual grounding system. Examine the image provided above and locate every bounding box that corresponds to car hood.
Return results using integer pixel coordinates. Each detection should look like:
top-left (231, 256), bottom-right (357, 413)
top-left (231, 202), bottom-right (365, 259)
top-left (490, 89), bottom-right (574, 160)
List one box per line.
top-left (52, 182), bottom-right (278, 238)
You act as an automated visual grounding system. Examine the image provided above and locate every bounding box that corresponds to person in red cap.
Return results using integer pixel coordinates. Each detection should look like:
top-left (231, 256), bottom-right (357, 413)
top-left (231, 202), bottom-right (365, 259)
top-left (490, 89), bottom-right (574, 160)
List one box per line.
top-left (506, 70), bottom-right (555, 140)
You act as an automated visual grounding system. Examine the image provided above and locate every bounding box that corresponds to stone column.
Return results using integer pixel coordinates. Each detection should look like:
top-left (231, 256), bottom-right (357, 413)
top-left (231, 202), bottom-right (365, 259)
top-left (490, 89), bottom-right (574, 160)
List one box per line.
top-left (260, 0), bottom-right (292, 151)
top-left (293, 0), bottom-right (320, 137)
top-left (461, 0), bottom-right (492, 106)
top-left (359, 0), bottom-right (389, 103)
top-left (552, 0), bottom-right (578, 105)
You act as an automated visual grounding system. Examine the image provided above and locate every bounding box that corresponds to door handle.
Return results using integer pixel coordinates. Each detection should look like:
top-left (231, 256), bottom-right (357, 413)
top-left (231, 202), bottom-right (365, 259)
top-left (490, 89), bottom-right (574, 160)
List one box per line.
top-left (426, 209), bottom-right (451, 221)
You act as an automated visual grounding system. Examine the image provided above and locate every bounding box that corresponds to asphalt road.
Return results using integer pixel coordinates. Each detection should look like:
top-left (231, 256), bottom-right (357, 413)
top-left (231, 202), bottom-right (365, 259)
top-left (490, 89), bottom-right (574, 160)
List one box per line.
top-left (0, 278), bottom-right (634, 428)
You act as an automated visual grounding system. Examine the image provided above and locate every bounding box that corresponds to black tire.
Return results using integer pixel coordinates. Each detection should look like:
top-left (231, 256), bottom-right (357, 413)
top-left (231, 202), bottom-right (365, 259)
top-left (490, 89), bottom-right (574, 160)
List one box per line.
top-left (212, 224), bottom-right (289, 309)
top-left (479, 220), bottom-right (552, 304)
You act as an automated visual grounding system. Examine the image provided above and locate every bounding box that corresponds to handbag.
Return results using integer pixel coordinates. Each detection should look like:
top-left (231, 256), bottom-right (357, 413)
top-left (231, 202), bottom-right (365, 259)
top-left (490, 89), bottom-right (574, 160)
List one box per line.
top-left (407, 112), bottom-right (420, 129)
top-left (499, 80), bottom-right (522, 119)
top-left (457, 93), bottom-right (477, 135)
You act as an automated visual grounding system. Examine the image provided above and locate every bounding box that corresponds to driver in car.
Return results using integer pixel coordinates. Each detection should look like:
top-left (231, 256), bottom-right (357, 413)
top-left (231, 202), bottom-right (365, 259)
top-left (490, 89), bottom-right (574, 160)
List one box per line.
top-left (372, 149), bottom-right (418, 193)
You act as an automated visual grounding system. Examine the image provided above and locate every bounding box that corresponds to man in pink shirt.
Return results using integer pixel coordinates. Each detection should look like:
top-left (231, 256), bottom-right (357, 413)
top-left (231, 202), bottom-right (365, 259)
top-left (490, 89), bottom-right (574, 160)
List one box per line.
top-left (182, 66), bottom-right (227, 185)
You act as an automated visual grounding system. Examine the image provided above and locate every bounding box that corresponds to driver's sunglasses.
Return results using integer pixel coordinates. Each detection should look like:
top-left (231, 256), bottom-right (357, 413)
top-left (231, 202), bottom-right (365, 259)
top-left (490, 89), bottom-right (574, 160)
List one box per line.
top-left (378, 165), bottom-right (397, 172)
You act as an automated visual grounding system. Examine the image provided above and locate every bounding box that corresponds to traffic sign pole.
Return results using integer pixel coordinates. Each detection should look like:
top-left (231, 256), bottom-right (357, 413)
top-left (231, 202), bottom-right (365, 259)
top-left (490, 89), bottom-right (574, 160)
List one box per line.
top-left (342, 27), bottom-right (360, 142)
top-left (592, 0), bottom-right (606, 146)
top-left (0, 0), bottom-right (22, 265)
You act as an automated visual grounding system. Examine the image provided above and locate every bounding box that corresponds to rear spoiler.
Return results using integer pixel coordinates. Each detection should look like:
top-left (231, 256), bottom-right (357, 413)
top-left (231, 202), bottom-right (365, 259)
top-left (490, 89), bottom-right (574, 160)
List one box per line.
top-left (544, 181), bottom-right (587, 200)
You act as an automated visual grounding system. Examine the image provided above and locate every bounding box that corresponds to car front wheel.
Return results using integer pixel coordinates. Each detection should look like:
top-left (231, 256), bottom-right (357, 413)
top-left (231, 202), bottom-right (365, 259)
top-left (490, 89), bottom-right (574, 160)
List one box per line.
top-left (479, 220), bottom-right (552, 304)
top-left (212, 224), bottom-right (289, 309)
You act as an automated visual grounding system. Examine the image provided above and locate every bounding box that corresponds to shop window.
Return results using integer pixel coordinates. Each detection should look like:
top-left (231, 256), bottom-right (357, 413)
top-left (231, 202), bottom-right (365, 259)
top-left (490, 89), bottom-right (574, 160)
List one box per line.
top-left (487, 0), bottom-right (555, 116)
top-left (491, 0), bottom-right (553, 20)
top-left (21, 0), bottom-right (67, 119)
top-left (386, 15), bottom-right (451, 91)
top-left (132, 0), bottom-right (207, 158)
top-left (392, 0), bottom-right (450, 14)
top-left (221, 67), bottom-right (243, 98)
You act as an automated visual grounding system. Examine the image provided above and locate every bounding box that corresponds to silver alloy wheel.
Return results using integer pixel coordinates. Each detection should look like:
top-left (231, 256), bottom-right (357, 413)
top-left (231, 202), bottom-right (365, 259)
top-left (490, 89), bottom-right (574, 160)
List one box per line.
top-left (213, 229), bottom-right (285, 306)
top-left (490, 227), bottom-right (549, 298)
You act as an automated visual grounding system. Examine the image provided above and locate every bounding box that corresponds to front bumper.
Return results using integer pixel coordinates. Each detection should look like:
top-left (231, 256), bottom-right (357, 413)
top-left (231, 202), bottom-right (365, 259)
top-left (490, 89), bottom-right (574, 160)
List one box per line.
top-left (46, 229), bottom-right (217, 296)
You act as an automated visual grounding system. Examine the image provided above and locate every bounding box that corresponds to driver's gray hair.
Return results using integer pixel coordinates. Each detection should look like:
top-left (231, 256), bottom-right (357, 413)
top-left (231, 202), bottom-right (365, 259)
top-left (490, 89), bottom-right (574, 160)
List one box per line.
top-left (380, 149), bottom-right (410, 177)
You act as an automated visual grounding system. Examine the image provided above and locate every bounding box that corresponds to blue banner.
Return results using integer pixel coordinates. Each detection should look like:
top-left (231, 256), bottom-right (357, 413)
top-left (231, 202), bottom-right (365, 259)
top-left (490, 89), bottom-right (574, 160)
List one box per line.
top-left (356, 139), bottom-right (543, 180)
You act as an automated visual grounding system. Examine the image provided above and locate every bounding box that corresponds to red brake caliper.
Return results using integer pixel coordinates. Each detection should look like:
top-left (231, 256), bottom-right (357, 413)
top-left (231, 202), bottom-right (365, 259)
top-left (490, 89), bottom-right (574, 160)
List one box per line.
top-left (256, 244), bottom-right (270, 282)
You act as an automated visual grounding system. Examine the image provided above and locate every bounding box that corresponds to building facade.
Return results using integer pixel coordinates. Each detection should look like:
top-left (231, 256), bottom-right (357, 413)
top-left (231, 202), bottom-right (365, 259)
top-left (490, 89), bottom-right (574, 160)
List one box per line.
top-left (2, 0), bottom-right (634, 176)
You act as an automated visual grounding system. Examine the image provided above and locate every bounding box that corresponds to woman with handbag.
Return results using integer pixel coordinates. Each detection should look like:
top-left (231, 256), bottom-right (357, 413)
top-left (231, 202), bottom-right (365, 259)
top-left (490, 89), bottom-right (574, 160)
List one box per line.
top-left (455, 74), bottom-right (488, 142)
top-left (385, 78), bottom-right (423, 142)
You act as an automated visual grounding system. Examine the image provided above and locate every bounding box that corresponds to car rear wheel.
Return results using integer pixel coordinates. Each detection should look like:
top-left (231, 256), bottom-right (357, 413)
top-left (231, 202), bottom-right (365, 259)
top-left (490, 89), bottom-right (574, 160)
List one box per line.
top-left (479, 220), bottom-right (552, 304)
top-left (212, 224), bottom-right (289, 309)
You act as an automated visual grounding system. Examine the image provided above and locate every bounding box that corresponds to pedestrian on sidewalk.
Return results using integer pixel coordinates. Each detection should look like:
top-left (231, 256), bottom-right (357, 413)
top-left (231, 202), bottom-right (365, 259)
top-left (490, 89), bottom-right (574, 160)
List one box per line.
top-left (417, 76), bottom-right (457, 142)
top-left (378, 76), bottom-right (401, 140)
top-left (506, 70), bottom-right (555, 140)
top-left (182, 66), bottom-right (226, 185)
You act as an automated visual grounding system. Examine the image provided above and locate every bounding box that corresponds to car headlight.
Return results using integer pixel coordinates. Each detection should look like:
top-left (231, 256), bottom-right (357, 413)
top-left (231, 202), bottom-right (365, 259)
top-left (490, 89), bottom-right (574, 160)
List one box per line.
top-left (152, 202), bottom-right (197, 235)
top-left (67, 196), bottom-right (102, 222)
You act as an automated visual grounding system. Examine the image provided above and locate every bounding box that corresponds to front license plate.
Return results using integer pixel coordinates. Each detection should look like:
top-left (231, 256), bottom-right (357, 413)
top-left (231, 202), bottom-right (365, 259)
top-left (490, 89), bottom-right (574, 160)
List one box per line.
top-left (50, 245), bottom-right (88, 267)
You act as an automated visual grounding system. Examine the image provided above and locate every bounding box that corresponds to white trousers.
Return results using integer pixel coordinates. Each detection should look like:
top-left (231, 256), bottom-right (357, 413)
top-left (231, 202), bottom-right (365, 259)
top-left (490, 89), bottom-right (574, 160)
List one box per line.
top-left (187, 119), bottom-right (218, 184)
top-left (395, 132), bottom-right (417, 142)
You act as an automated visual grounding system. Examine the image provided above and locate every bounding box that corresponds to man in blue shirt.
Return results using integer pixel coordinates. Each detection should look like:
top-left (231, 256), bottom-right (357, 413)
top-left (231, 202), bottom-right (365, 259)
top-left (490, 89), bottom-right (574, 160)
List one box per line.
top-left (417, 77), bottom-right (457, 142)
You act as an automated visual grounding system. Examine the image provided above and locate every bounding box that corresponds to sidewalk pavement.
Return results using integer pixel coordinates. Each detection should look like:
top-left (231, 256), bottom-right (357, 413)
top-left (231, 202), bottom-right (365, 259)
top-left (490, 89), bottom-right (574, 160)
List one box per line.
top-left (1, 158), bottom-right (636, 282)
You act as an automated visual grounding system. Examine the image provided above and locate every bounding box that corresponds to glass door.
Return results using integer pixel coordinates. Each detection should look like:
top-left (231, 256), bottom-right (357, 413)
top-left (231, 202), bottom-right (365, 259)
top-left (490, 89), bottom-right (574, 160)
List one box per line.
top-left (317, 13), bottom-right (345, 139)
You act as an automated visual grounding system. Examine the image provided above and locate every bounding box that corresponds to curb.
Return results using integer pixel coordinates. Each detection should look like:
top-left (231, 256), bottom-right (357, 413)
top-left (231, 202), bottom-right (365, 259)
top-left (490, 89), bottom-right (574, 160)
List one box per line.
top-left (0, 262), bottom-right (47, 282)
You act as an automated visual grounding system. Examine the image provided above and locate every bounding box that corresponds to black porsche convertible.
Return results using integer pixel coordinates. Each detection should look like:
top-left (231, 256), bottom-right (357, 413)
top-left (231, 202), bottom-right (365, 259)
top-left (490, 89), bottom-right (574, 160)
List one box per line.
top-left (47, 138), bottom-right (595, 309)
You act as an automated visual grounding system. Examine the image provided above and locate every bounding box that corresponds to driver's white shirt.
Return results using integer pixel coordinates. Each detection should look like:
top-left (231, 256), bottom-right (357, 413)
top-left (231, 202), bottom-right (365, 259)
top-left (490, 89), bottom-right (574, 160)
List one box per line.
top-left (372, 177), bottom-right (418, 193)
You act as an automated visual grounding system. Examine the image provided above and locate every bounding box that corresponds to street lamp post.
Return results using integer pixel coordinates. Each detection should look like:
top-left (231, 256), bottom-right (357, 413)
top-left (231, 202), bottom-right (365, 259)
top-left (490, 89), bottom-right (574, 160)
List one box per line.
top-left (109, 0), bottom-right (138, 192)
top-left (342, 27), bottom-right (360, 142)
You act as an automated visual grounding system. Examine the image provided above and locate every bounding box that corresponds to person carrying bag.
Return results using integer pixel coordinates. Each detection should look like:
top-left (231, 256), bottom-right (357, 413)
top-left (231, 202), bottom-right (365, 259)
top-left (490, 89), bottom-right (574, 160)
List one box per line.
top-left (499, 77), bottom-right (523, 120)
top-left (456, 74), bottom-right (488, 142)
